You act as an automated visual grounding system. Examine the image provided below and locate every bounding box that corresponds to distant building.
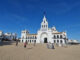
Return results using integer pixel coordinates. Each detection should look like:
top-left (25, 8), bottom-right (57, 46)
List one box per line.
top-left (68, 40), bottom-right (79, 44)
top-left (20, 15), bottom-right (68, 45)
top-left (4, 33), bottom-right (17, 41)
top-left (0, 31), bottom-right (17, 42)
top-left (0, 31), bottom-right (3, 42)
top-left (21, 30), bottom-right (37, 43)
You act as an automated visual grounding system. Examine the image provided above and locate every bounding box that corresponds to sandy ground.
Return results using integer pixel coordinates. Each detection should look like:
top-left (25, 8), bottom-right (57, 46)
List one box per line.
top-left (0, 42), bottom-right (80, 60)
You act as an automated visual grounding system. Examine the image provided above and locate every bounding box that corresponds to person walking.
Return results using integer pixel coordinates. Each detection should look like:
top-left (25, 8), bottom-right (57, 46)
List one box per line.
top-left (24, 40), bottom-right (28, 48)
top-left (16, 40), bottom-right (18, 46)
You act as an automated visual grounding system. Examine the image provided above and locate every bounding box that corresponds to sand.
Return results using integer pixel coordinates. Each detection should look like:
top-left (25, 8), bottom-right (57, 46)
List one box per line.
top-left (0, 42), bottom-right (80, 60)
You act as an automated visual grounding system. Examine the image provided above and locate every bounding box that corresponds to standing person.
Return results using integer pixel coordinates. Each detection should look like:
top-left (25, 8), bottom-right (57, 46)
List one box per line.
top-left (34, 40), bottom-right (36, 46)
top-left (24, 40), bottom-right (27, 48)
top-left (52, 43), bottom-right (54, 49)
top-left (16, 40), bottom-right (18, 46)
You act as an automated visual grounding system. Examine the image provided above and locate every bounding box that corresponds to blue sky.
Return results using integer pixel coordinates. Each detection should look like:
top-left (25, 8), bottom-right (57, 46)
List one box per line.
top-left (0, 0), bottom-right (80, 40)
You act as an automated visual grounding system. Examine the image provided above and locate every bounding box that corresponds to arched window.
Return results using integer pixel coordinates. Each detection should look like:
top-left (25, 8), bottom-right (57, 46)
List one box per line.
top-left (54, 35), bottom-right (56, 39)
top-left (54, 40), bottom-right (55, 43)
top-left (57, 35), bottom-right (59, 38)
top-left (44, 21), bottom-right (45, 23)
top-left (60, 40), bottom-right (63, 43)
top-left (60, 35), bottom-right (63, 39)
top-left (44, 25), bottom-right (45, 28)
top-left (32, 40), bottom-right (33, 42)
top-left (22, 40), bottom-right (23, 42)
top-left (35, 36), bottom-right (37, 39)
top-left (34, 40), bottom-right (36, 43)
top-left (57, 40), bottom-right (59, 43)
top-left (30, 40), bottom-right (31, 43)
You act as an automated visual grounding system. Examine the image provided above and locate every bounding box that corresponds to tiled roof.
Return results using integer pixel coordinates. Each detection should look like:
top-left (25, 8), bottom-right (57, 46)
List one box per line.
top-left (52, 32), bottom-right (63, 34)
top-left (26, 34), bottom-right (37, 36)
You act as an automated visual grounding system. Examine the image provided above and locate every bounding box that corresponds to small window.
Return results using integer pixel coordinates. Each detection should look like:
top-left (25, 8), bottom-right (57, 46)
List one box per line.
top-left (32, 40), bottom-right (33, 42)
top-left (57, 40), bottom-right (59, 43)
top-left (30, 40), bottom-right (31, 43)
top-left (34, 40), bottom-right (36, 43)
top-left (54, 40), bottom-right (55, 43)
top-left (44, 21), bottom-right (45, 23)
top-left (60, 35), bottom-right (63, 39)
top-left (54, 35), bottom-right (56, 39)
top-left (60, 40), bottom-right (63, 43)
top-left (35, 36), bottom-right (37, 39)
top-left (44, 25), bottom-right (45, 28)
top-left (57, 35), bottom-right (59, 38)
top-left (22, 40), bottom-right (23, 42)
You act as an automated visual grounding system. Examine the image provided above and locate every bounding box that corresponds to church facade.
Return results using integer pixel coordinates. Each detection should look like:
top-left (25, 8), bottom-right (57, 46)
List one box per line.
top-left (20, 15), bottom-right (68, 45)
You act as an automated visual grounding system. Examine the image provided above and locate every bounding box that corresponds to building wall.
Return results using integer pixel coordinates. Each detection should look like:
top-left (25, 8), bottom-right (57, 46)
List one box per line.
top-left (21, 33), bottom-right (37, 43)
top-left (0, 31), bottom-right (17, 41)
top-left (4, 33), bottom-right (17, 41)
top-left (0, 31), bottom-right (3, 42)
top-left (20, 15), bottom-right (68, 45)
top-left (20, 30), bottom-right (67, 45)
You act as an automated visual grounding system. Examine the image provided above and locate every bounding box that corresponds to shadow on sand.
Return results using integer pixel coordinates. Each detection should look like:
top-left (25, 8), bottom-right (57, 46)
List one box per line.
top-left (0, 41), bottom-right (15, 46)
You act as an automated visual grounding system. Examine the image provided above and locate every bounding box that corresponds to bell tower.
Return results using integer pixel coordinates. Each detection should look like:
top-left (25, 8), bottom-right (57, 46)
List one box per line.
top-left (41, 13), bottom-right (48, 31)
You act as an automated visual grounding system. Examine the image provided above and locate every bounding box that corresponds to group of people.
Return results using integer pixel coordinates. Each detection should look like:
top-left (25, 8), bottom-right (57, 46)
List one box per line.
top-left (16, 40), bottom-right (55, 49)
top-left (47, 42), bottom-right (55, 49)
top-left (16, 40), bottom-right (36, 48)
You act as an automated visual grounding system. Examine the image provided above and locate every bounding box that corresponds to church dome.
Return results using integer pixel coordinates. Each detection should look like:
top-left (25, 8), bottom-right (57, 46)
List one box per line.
top-left (52, 26), bottom-right (56, 31)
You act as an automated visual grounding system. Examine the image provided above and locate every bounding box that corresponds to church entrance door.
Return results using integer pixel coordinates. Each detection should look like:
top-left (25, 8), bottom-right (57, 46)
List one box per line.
top-left (44, 38), bottom-right (47, 43)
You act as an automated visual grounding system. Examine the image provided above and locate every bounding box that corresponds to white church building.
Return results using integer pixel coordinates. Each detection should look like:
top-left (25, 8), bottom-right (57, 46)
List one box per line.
top-left (20, 15), bottom-right (68, 45)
